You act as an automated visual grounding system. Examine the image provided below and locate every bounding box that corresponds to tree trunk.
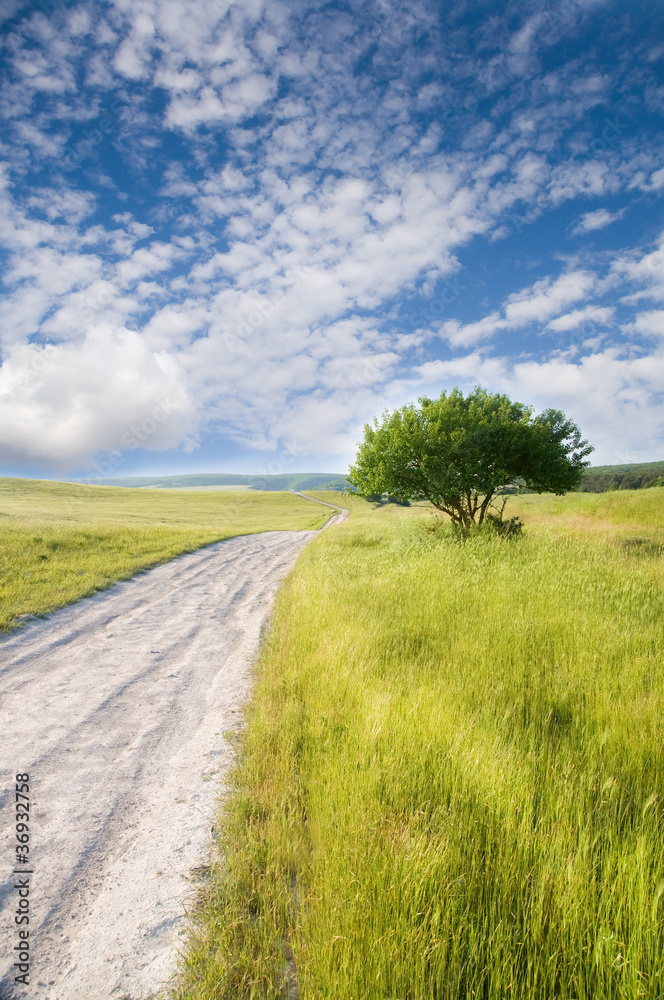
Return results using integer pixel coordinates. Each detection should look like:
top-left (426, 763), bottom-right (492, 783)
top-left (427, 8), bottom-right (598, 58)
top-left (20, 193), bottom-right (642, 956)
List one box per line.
top-left (477, 491), bottom-right (494, 525)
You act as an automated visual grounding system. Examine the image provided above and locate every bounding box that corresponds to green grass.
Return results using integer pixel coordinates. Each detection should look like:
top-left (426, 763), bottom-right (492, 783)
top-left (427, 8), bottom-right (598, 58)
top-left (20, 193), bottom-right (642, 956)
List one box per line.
top-left (509, 488), bottom-right (664, 531)
top-left (173, 488), bottom-right (664, 1000)
top-left (0, 478), bottom-right (329, 633)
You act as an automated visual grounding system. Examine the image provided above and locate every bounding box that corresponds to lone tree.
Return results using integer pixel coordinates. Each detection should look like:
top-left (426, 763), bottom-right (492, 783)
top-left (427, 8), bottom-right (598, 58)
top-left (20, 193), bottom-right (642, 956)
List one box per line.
top-left (348, 386), bottom-right (593, 529)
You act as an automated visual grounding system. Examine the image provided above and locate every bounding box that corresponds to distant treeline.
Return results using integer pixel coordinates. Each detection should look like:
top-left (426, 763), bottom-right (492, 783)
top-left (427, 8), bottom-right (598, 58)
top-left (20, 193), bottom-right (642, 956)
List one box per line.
top-left (96, 472), bottom-right (353, 492)
top-left (580, 461), bottom-right (664, 493)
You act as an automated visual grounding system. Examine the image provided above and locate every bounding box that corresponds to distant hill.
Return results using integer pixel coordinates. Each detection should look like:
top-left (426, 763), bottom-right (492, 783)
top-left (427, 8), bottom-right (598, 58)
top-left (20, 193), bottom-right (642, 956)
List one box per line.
top-left (93, 472), bottom-right (354, 492)
top-left (84, 463), bottom-right (664, 495)
top-left (580, 460), bottom-right (664, 493)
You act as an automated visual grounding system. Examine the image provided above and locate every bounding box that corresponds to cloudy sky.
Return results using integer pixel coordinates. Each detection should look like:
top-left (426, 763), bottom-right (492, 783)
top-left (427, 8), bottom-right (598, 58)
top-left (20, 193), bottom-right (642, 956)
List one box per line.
top-left (0, 0), bottom-right (663, 480)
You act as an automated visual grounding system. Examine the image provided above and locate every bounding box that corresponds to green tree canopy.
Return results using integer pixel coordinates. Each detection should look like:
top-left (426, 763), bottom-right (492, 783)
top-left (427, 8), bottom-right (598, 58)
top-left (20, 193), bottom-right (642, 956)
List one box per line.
top-left (348, 386), bottom-right (593, 529)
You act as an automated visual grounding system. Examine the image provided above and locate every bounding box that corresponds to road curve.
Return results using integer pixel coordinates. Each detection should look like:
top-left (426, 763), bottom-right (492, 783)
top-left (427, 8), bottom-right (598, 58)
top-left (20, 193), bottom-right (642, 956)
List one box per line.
top-left (292, 491), bottom-right (347, 510)
top-left (0, 508), bottom-right (346, 1000)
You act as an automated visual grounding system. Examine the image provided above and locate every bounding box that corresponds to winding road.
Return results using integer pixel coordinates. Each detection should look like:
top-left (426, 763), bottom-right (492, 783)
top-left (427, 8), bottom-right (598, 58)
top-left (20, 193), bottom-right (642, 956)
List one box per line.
top-left (0, 501), bottom-right (346, 1000)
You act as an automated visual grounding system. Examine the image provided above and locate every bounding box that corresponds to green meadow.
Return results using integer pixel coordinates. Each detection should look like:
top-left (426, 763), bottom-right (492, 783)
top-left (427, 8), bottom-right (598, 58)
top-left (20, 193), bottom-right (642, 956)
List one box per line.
top-left (175, 488), bottom-right (664, 999)
top-left (0, 478), bottom-right (329, 633)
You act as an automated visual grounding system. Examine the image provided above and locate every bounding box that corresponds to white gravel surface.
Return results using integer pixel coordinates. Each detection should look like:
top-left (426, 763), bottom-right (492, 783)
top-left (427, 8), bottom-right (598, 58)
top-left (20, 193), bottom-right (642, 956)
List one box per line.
top-left (0, 506), bottom-right (346, 1000)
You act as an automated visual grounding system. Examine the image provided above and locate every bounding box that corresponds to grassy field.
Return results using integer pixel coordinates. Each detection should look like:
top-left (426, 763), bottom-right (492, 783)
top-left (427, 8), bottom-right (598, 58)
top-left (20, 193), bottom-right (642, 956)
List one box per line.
top-left (512, 488), bottom-right (664, 531)
top-left (174, 487), bottom-right (664, 1000)
top-left (0, 478), bottom-right (329, 633)
top-left (138, 484), bottom-right (254, 492)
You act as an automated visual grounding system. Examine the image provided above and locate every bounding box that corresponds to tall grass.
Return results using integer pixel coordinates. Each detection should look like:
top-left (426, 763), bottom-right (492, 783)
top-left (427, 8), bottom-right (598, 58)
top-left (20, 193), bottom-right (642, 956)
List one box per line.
top-left (0, 478), bottom-right (328, 632)
top-left (508, 487), bottom-right (664, 533)
top-left (175, 489), bottom-right (664, 1000)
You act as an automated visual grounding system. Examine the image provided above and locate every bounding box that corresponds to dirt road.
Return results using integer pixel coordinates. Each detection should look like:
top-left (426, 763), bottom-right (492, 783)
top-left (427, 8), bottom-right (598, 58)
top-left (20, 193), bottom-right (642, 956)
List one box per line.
top-left (0, 509), bottom-right (345, 1000)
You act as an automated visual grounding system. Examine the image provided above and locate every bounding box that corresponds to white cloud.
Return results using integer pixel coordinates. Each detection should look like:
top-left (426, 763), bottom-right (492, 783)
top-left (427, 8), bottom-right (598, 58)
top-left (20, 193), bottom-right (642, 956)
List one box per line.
top-left (0, 327), bottom-right (195, 467)
top-left (440, 312), bottom-right (504, 348)
top-left (546, 305), bottom-right (614, 332)
top-left (612, 230), bottom-right (664, 303)
top-left (113, 13), bottom-right (155, 80)
top-left (439, 270), bottom-right (596, 346)
top-left (649, 167), bottom-right (664, 191)
top-left (572, 207), bottom-right (623, 235)
top-left (23, 188), bottom-right (96, 225)
top-left (621, 310), bottom-right (664, 340)
top-left (504, 271), bottom-right (595, 325)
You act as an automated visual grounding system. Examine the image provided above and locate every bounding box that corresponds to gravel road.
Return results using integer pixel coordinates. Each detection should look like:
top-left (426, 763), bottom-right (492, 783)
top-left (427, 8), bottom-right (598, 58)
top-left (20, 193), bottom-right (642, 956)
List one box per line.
top-left (0, 506), bottom-right (346, 1000)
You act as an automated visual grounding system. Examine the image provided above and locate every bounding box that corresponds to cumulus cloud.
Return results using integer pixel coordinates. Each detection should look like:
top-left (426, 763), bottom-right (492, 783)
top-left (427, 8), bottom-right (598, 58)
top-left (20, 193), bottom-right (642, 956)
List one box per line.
top-left (0, 328), bottom-right (195, 468)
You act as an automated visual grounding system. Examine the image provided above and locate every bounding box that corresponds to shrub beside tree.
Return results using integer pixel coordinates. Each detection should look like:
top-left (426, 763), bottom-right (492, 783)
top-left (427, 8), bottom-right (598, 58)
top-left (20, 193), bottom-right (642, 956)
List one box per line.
top-left (348, 386), bottom-right (593, 531)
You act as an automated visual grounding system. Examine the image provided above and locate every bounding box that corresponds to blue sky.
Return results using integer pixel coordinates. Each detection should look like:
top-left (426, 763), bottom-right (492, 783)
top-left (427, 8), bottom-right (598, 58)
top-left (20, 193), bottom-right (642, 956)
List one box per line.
top-left (0, 0), bottom-right (663, 481)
